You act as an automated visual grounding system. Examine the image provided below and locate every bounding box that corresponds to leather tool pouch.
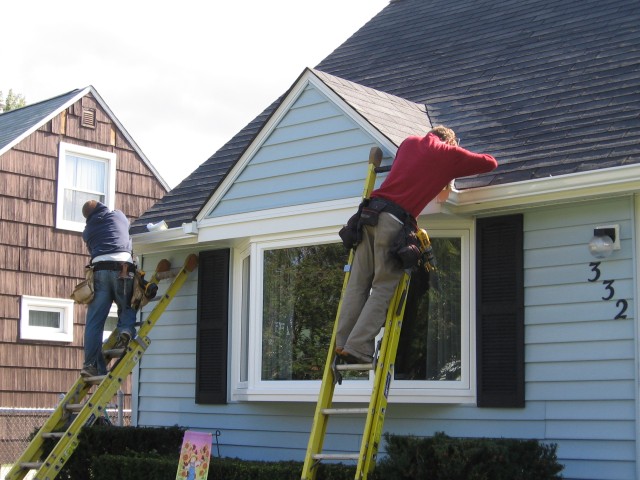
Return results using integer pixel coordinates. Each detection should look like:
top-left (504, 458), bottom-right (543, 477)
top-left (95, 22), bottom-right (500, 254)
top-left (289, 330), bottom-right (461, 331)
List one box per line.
top-left (131, 271), bottom-right (159, 310)
top-left (392, 224), bottom-right (422, 269)
top-left (71, 266), bottom-right (95, 304)
top-left (359, 198), bottom-right (385, 227)
top-left (339, 201), bottom-right (365, 250)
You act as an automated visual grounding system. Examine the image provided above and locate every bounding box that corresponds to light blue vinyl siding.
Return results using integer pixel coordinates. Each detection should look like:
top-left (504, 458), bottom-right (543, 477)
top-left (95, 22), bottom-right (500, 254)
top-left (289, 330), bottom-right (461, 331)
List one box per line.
top-left (520, 196), bottom-right (636, 479)
top-left (137, 192), bottom-right (638, 477)
top-left (207, 86), bottom-right (387, 218)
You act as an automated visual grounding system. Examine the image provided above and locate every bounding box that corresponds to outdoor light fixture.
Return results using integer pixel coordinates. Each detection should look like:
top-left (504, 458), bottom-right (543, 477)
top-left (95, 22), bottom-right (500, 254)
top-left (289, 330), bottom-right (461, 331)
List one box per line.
top-left (588, 224), bottom-right (620, 259)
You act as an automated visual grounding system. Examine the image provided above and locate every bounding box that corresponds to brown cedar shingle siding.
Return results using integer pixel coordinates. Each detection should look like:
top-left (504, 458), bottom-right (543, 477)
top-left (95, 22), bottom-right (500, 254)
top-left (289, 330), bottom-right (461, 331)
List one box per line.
top-left (0, 91), bottom-right (166, 410)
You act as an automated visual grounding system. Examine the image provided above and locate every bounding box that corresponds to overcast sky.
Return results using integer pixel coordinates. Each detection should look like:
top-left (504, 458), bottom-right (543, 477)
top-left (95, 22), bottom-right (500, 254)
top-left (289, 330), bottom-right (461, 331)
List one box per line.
top-left (2, 0), bottom-right (389, 188)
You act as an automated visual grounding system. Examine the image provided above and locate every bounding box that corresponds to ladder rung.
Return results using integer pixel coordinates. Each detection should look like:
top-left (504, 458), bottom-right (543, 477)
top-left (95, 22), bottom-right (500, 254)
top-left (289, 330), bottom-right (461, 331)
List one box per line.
top-left (104, 348), bottom-right (125, 358)
top-left (20, 462), bottom-right (43, 469)
top-left (65, 403), bottom-right (84, 412)
top-left (335, 363), bottom-right (373, 371)
top-left (313, 453), bottom-right (360, 461)
top-left (42, 432), bottom-right (65, 439)
top-left (322, 408), bottom-right (368, 415)
top-left (82, 374), bottom-right (107, 384)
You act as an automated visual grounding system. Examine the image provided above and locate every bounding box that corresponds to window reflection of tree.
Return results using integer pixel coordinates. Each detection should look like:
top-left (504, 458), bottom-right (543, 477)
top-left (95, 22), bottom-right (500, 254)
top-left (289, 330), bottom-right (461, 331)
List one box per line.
top-left (396, 238), bottom-right (462, 381)
top-left (262, 244), bottom-right (348, 381)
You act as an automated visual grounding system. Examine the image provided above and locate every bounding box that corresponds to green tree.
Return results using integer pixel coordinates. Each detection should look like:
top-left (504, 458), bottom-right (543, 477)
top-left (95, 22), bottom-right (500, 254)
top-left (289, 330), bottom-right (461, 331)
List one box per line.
top-left (0, 89), bottom-right (27, 111)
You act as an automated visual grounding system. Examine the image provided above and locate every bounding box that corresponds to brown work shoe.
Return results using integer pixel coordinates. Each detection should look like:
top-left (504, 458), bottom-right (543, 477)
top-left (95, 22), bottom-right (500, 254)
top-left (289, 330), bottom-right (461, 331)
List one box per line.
top-left (336, 348), bottom-right (370, 365)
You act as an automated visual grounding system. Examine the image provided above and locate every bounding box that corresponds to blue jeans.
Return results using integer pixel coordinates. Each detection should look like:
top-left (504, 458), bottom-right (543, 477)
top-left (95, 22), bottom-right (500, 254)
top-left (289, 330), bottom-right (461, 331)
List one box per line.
top-left (84, 269), bottom-right (137, 374)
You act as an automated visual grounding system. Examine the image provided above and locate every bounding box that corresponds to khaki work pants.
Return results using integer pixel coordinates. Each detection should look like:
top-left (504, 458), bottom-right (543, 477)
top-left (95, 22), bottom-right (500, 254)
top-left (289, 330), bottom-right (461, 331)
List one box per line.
top-left (336, 212), bottom-right (404, 361)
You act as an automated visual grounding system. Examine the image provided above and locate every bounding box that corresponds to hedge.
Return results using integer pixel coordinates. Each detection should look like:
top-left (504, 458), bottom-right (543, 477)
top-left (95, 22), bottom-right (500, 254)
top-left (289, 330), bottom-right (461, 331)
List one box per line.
top-left (46, 426), bottom-right (563, 479)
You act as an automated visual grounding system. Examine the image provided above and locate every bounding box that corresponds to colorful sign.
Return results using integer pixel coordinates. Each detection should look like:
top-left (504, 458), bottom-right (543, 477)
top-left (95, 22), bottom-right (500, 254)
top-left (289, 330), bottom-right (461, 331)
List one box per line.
top-left (176, 430), bottom-right (212, 480)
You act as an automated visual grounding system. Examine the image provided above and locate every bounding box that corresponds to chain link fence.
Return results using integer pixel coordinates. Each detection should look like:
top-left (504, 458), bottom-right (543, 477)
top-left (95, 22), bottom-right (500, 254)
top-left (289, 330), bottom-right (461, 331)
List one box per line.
top-left (0, 392), bottom-right (131, 475)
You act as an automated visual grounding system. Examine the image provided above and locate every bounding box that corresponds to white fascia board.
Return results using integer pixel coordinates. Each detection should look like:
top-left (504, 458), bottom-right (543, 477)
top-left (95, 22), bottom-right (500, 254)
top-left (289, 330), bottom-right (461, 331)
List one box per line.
top-left (196, 197), bottom-right (359, 243)
top-left (447, 163), bottom-right (640, 214)
top-left (195, 68), bottom-right (398, 224)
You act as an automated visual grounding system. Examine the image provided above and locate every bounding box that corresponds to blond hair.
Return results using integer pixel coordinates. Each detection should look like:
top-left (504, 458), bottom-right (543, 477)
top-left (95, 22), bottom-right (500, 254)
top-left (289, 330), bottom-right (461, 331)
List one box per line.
top-left (429, 125), bottom-right (457, 146)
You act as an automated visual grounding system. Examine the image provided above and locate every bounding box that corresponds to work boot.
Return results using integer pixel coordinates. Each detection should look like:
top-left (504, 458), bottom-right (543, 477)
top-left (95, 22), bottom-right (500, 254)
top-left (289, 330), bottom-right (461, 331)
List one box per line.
top-left (113, 331), bottom-right (132, 349)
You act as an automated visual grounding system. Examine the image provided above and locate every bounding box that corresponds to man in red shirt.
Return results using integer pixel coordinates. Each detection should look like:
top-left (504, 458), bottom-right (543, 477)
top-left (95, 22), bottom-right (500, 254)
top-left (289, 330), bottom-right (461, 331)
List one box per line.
top-left (336, 125), bottom-right (498, 364)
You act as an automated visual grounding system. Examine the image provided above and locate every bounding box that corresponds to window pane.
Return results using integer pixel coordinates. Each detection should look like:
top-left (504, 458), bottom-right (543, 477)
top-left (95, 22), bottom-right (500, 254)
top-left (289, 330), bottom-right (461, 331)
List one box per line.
top-left (67, 154), bottom-right (106, 192)
top-left (240, 256), bottom-right (250, 383)
top-left (63, 154), bottom-right (106, 222)
top-left (29, 310), bottom-right (61, 328)
top-left (262, 244), bottom-right (347, 381)
top-left (396, 237), bottom-right (462, 381)
top-left (63, 189), bottom-right (105, 222)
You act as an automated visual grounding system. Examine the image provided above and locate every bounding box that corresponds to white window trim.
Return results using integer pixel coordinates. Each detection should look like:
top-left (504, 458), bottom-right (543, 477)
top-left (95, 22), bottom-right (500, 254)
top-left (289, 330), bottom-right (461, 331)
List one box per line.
top-left (20, 295), bottom-right (75, 342)
top-left (230, 224), bottom-right (477, 404)
top-left (56, 142), bottom-right (116, 232)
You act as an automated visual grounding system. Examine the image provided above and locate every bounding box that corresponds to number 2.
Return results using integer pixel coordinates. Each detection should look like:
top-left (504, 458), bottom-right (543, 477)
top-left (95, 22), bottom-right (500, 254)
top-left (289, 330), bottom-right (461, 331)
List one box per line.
top-left (615, 299), bottom-right (628, 320)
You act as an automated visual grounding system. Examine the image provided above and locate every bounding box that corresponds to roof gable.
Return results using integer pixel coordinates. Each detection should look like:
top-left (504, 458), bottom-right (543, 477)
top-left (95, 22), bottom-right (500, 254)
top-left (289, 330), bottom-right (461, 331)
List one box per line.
top-left (201, 69), bottom-right (419, 220)
top-left (0, 86), bottom-right (169, 191)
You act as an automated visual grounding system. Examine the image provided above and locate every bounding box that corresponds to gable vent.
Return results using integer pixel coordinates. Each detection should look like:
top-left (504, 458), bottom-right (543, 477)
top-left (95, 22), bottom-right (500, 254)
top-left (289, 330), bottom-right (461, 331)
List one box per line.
top-left (81, 108), bottom-right (96, 128)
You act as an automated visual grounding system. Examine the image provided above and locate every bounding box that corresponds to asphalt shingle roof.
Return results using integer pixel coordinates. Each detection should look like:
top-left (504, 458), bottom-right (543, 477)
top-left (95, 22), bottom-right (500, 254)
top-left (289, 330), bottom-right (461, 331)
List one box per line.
top-left (131, 0), bottom-right (640, 233)
top-left (0, 89), bottom-right (82, 153)
top-left (312, 69), bottom-right (431, 146)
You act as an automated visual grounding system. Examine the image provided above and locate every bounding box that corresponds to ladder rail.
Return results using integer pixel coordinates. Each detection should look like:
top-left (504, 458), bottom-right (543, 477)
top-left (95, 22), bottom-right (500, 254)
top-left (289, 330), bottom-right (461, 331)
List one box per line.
top-left (357, 272), bottom-right (411, 478)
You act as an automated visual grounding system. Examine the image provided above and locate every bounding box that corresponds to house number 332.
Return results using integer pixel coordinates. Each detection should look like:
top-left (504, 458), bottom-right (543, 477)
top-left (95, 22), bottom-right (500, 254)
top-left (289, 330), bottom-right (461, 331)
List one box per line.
top-left (588, 261), bottom-right (628, 320)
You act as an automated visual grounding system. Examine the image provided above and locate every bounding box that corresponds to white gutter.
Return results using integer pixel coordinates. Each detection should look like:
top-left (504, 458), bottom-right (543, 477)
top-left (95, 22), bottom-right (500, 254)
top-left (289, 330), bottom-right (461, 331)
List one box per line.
top-left (447, 162), bottom-right (640, 215)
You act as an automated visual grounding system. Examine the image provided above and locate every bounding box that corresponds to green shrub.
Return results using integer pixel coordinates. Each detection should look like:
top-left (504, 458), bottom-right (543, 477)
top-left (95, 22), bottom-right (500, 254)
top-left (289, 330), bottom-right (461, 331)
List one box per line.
top-left (92, 454), bottom-right (177, 480)
top-left (374, 432), bottom-right (564, 480)
top-left (47, 425), bottom-right (563, 480)
top-left (56, 425), bottom-right (185, 480)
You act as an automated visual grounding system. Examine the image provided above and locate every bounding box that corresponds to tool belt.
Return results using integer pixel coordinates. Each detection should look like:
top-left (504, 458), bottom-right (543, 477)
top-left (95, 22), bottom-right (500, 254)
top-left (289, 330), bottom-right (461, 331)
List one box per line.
top-left (92, 261), bottom-right (135, 273)
top-left (366, 197), bottom-right (416, 228)
top-left (338, 197), bottom-right (416, 251)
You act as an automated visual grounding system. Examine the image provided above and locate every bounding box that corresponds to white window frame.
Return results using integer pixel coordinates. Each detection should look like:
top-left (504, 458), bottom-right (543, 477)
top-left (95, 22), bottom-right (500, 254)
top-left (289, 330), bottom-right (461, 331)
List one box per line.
top-left (230, 223), bottom-right (476, 404)
top-left (56, 142), bottom-right (116, 232)
top-left (20, 295), bottom-right (75, 342)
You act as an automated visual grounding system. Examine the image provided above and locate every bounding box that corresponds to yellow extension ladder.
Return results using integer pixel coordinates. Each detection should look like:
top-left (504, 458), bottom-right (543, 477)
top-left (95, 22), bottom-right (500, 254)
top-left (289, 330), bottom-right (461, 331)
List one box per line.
top-left (6, 254), bottom-right (199, 480)
top-left (301, 148), bottom-right (434, 479)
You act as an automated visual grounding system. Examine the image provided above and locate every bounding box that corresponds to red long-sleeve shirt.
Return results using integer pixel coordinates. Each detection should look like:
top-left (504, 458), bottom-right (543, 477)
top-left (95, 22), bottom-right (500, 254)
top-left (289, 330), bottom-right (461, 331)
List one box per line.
top-left (371, 133), bottom-right (498, 218)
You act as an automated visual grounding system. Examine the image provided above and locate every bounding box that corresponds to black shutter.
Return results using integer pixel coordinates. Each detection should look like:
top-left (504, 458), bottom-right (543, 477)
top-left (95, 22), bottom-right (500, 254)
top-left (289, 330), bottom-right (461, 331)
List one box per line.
top-left (476, 215), bottom-right (524, 408)
top-left (196, 249), bottom-right (230, 404)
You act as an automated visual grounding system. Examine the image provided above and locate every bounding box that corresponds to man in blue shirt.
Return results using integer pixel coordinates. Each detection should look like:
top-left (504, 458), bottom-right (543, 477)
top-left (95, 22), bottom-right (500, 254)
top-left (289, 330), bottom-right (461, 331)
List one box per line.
top-left (80, 200), bottom-right (137, 378)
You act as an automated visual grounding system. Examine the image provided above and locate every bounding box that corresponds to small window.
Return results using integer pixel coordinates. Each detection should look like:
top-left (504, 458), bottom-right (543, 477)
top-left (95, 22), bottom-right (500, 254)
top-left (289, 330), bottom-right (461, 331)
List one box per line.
top-left (56, 142), bottom-right (116, 232)
top-left (20, 296), bottom-right (74, 342)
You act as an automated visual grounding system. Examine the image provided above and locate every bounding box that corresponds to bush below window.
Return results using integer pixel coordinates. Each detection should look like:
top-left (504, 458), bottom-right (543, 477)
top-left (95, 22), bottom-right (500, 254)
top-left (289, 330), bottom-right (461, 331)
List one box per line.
top-left (47, 426), bottom-right (563, 479)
